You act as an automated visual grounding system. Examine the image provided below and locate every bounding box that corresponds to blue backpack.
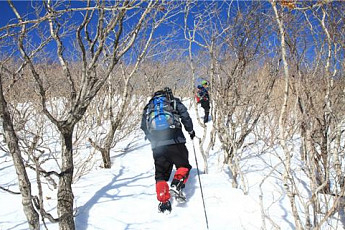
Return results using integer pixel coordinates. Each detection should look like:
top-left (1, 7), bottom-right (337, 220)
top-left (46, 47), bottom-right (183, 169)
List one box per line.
top-left (146, 95), bottom-right (180, 134)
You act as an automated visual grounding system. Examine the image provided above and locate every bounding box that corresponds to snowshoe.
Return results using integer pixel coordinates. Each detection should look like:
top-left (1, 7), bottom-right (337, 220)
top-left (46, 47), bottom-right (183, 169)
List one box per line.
top-left (158, 200), bottom-right (172, 214)
top-left (170, 185), bottom-right (187, 203)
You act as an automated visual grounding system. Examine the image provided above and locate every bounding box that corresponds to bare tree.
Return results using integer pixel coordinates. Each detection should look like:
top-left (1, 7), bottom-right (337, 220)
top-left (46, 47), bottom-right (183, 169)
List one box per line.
top-left (270, 1), bottom-right (345, 229)
top-left (1, 0), bottom-right (170, 229)
top-left (184, 0), bottom-right (227, 173)
top-left (0, 68), bottom-right (39, 229)
top-left (270, 1), bottom-right (303, 228)
top-left (184, 1), bottom-right (275, 190)
top-left (87, 3), bottom-right (181, 168)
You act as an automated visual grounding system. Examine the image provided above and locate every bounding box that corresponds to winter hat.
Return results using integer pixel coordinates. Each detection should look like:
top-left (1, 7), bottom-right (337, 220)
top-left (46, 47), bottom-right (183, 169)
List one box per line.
top-left (201, 80), bottom-right (208, 86)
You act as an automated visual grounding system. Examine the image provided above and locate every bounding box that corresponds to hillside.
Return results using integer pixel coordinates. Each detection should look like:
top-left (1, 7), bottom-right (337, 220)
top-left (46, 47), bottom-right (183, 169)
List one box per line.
top-left (0, 100), bottom-right (341, 230)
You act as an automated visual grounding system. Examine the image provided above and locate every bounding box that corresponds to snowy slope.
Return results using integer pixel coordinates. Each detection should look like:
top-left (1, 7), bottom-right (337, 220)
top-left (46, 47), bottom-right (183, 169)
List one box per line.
top-left (0, 100), bottom-right (262, 230)
top-left (72, 139), bottom-right (261, 230)
top-left (1, 99), bottom-right (340, 230)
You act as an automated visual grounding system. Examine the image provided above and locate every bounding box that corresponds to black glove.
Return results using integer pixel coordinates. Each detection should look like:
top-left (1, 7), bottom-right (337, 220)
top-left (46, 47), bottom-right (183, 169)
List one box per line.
top-left (189, 130), bottom-right (195, 140)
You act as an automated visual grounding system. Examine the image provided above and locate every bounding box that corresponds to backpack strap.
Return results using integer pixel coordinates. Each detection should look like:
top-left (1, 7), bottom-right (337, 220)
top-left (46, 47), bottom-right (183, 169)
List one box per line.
top-left (172, 98), bottom-right (176, 111)
top-left (158, 97), bottom-right (164, 115)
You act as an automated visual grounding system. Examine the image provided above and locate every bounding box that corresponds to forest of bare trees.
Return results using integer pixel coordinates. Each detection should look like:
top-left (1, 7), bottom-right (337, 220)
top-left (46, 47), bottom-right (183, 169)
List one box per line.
top-left (0, 1), bottom-right (344, 229)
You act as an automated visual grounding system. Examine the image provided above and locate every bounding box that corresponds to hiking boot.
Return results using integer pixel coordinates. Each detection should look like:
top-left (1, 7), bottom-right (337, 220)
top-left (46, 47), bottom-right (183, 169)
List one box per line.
top-left (171, 179), bottom-right (184, 190)
top-left (170, 184), bottom-right (180, 194)
top-left (158, 200), bottom-right (172, 213)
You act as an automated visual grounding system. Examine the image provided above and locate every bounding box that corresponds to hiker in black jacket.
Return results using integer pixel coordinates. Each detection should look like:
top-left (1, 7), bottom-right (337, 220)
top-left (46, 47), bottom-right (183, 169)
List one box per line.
top-left (196, 80), bottom-right (210, 123)
top-left (141, 87), bottom-right (195, 213)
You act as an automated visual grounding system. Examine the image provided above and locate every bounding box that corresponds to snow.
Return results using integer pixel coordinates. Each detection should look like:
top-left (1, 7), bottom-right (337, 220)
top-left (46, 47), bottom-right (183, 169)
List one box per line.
top-left (0, 100), bottom-right (341, 230)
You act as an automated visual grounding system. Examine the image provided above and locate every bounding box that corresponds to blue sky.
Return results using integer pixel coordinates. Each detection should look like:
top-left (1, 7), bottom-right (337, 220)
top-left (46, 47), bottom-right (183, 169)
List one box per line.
top-left (0, 1), bottom-right (195, 61)
top-left (1, 1), bottom-right (36, 26)
top-left (0, 1), bottom-right (340, 71)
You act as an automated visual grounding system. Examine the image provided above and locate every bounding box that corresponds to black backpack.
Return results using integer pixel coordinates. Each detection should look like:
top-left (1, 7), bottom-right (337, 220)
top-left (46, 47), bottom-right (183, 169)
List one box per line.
top-left (145, 88), bottom-right (181, 136)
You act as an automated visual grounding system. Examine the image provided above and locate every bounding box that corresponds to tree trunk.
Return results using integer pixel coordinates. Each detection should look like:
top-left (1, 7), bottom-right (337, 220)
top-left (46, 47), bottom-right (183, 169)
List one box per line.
top-left (57, 128), bottom-right (75, 230)
top-left (0, 74), bottom-right (40, 230)
top-left (101, 149), bottom-right (112, 169)
top-left (99, 119), bottom-right (116, 169)
top-left (271, 1), bottom-right (302, 229)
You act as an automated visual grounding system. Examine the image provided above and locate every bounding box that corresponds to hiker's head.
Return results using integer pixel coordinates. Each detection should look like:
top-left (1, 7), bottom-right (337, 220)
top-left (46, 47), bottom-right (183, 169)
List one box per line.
top-left (154, 90), bottom-right (165, 97)
top-left (153, 87), bottom-right (173, 99)
top-left (201, 80), bottom-right (208, 86)
top-left (164, 87), bottom-right (173, 100)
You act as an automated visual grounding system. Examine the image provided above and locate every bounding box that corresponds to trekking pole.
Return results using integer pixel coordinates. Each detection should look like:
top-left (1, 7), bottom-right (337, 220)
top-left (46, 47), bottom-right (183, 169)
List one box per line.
top-left (192, 139), bottom-right (209, 230)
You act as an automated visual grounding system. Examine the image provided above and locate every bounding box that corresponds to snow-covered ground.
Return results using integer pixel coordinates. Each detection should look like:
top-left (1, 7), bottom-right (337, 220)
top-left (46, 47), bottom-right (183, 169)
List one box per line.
top-left (0, 99), bottom-right (341, 230)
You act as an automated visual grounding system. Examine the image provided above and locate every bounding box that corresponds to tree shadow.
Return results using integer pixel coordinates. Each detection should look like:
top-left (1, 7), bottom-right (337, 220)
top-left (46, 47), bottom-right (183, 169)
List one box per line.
top-left (338, 199), bottom-right (345, 229)
top-left (279, 196), bottom-right (295, 229)
top-left (111, 142), bottom-right (151, 161)
top-left (2, 220), bottom-right (28, 230)
top-left (0, 152), bottom-right (13, 171)
top-left (0, 152), bottom-right (9, 159)
top-left (75, 166), bottom-right (153, 230)
top-left (0, 162), bottom-right (14, 172)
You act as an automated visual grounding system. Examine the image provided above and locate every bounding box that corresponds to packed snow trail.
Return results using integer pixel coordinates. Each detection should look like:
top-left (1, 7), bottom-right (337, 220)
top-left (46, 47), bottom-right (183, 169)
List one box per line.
top-left (72, 102), bottom-right (262, 230)
top-left (73, 137), bottom-right (261, 230)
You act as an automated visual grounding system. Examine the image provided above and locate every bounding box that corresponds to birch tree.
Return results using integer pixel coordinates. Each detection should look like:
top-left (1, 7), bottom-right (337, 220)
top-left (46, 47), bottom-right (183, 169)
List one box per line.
top-left (184, 1), bottom-right (274, 191)
top-left (270, 1), bottom-right (345, 228)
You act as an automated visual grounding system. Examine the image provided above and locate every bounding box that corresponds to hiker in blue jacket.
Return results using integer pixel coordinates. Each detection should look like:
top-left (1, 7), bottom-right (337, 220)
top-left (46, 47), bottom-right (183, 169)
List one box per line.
top-left (141, 87), bottom-right (195, 213)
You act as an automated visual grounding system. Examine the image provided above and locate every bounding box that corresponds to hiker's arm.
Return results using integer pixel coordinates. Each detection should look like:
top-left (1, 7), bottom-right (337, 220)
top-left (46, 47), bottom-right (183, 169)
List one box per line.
top-left (140, 110), bottom-right (148, 136)
top-left (175, 99), bottom-right (193, 133)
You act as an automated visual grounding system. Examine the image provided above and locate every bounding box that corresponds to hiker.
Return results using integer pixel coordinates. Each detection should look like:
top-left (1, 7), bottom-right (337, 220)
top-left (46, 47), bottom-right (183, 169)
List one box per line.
top-left (141, 87), bottom-right (195, 213)
top-left (196, 80), bottom-right (210, 123)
